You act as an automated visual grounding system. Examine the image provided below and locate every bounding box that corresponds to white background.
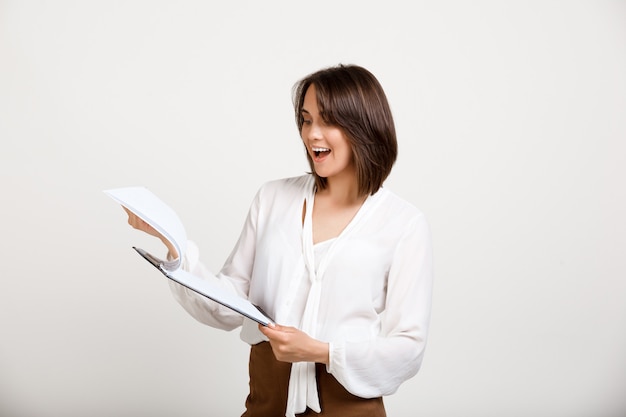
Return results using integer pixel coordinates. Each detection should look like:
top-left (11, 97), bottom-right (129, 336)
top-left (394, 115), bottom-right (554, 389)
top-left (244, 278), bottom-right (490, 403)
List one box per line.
top-left (1, 1), bottom-right (625, 416)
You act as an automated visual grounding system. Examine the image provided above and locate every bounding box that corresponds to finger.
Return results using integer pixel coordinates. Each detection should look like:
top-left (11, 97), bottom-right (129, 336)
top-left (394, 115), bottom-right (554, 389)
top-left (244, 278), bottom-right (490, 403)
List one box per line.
top-left (260, 323), bottom-right (287, 340)
top-left (259, 323), bottom-right (277, 333)
top-left (267, 323), bottom-right (288, 333)
top-left (123, 208), bottom-right (140, 227)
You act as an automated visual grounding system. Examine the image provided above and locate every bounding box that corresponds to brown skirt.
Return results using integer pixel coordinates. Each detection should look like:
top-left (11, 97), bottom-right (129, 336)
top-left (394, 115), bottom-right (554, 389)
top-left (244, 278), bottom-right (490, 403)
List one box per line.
top-left (241, 341), bottom-right (386, 417)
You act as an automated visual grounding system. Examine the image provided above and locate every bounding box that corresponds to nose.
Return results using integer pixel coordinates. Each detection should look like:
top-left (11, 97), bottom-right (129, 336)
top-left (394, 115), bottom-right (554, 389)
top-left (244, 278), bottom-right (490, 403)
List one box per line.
top-left (305, 122), bottom-right (323, 141)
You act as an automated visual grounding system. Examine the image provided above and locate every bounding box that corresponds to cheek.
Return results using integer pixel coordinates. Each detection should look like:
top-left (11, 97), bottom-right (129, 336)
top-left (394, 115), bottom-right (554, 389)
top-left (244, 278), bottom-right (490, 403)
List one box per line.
top-left (339, 141), bottom-right (354, 161)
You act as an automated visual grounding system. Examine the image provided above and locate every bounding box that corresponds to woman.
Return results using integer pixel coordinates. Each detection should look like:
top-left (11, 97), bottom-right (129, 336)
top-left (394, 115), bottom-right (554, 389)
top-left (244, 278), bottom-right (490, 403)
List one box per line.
top-left (126, 64), bottom-right (433, 417)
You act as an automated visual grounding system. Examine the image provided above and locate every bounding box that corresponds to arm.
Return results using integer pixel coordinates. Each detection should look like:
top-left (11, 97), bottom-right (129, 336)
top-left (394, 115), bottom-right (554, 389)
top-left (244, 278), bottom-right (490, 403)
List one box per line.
top-left (329, 215), bottom-right (433, 397)
top-left (167, 190), bottom-right (262, 331)
top-left (121, 189), bottom-right (262, 331)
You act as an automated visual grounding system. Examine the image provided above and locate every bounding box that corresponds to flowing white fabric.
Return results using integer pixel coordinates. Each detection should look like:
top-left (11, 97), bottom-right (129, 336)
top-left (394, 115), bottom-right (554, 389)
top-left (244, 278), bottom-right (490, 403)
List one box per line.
top-left (286, 188), bottom-right (322, 416)
top-left (285, 188), bottom-right (379, 417)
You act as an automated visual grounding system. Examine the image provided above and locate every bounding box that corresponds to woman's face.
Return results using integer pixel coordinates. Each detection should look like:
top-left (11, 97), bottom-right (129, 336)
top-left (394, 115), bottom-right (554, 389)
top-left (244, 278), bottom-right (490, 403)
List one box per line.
top-left (300, 84), bottom-right (355, 182)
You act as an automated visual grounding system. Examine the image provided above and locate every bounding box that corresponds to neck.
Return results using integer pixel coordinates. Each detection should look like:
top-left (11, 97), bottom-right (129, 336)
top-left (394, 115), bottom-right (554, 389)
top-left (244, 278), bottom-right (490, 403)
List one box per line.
top-left (318, 174), bottom-right (365, 206)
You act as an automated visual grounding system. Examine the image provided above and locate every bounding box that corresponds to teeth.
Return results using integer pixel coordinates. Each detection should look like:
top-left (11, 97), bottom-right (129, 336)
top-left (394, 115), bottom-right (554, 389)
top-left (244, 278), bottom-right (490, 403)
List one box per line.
top-left (312, 147), bottom-right (330, 152)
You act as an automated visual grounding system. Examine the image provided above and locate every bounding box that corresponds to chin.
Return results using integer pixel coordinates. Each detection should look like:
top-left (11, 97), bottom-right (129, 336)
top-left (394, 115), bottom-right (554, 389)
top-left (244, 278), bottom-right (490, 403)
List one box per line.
top-left (313, 168), bottom-right (330, 178)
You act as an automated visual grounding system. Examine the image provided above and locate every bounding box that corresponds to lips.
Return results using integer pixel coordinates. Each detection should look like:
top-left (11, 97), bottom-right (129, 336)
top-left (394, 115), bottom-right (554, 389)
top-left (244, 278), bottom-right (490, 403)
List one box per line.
top-left (312, 147), bottom-right (331, 160)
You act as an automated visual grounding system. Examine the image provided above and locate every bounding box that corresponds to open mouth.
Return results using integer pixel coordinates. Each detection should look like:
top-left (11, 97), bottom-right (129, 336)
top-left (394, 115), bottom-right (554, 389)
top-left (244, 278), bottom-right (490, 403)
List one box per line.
top-left (312, 147), bottom-right (331, 158)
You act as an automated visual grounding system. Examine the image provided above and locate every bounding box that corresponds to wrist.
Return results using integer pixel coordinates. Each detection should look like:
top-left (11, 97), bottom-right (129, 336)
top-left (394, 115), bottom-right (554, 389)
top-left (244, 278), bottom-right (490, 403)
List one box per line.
top-left (315, 341), bottom-right (330, 365)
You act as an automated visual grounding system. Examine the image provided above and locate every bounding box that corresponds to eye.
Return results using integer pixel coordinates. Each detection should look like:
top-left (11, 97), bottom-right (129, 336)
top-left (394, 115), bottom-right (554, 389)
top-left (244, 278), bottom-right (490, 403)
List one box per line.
top-left (302, 118), bottom-right (312, 126)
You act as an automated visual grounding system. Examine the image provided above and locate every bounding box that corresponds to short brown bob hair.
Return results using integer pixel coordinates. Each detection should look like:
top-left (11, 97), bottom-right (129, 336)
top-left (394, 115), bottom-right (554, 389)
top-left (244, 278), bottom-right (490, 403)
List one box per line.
top-left (292, 64), bottom-right (398, 196)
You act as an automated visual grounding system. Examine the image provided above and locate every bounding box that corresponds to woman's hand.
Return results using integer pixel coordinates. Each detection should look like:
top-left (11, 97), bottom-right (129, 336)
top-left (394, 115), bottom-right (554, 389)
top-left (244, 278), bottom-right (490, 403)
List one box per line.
top-left (123, 207), bottom-right (179, 258)
top-left (258, 323), bottom-right (329, 365)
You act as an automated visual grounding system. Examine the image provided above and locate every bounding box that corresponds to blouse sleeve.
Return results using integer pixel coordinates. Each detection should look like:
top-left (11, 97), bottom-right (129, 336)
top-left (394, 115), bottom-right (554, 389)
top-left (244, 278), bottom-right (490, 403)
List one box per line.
top-left (327, 214), bottom-right (434, 397)
top-left (168, 188), bottom-right (261, 331)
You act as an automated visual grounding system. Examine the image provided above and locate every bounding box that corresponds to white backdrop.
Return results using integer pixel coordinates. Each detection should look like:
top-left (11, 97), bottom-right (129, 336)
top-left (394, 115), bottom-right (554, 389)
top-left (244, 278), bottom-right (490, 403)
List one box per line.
top-left (1, 1), bottom-right (625, 416)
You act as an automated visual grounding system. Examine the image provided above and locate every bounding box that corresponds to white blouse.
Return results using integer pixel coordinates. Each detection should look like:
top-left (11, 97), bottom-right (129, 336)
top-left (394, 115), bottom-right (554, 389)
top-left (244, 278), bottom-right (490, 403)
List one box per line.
top-left (169, 174), bottom-right (433, 416)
